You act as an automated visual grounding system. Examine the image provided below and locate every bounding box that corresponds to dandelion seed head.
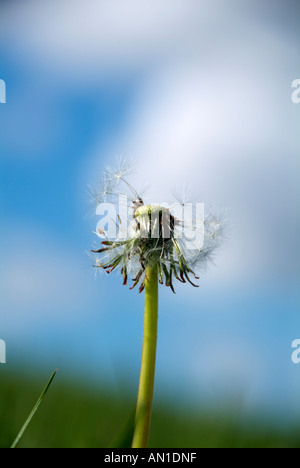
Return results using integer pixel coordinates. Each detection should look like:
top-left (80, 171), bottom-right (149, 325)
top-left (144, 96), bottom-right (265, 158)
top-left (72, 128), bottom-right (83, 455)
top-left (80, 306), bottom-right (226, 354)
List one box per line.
top-left (90, 158), bottom-right (226, 293)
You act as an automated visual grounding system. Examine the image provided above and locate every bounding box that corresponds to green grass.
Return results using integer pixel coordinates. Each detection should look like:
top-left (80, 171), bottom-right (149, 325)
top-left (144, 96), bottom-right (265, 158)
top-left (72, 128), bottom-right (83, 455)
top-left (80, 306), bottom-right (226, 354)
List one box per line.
top-left (0, 369), bottom-right (300, 448)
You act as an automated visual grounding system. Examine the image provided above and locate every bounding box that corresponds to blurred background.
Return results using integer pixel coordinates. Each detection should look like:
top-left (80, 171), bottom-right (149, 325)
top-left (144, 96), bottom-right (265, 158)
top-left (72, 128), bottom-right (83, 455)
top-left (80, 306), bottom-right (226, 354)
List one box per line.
top-left (0, 0), bottom-right (300, 447)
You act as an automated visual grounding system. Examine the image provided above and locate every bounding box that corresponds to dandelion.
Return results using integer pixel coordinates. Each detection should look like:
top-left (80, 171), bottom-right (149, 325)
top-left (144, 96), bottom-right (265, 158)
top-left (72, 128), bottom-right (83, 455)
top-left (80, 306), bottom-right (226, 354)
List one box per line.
top-left (89, 160), bottom-right (225, 448)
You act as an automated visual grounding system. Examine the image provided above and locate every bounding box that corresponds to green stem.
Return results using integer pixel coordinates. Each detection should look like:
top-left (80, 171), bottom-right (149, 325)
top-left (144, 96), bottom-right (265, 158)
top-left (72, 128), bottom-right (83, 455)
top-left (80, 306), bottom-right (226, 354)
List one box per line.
top-left (132, 264), bottom-right (159, 448)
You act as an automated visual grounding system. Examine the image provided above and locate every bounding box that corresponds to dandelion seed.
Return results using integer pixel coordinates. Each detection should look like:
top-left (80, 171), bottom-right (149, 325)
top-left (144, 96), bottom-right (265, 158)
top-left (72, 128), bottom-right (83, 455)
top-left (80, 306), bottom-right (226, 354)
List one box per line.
top-left (105, 155), bottom-right (135, 188)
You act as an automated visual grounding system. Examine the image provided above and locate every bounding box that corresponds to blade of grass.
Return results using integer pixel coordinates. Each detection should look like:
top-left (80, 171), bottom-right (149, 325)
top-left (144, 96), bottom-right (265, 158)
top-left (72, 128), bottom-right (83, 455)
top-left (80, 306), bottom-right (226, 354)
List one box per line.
top-left (10, 369), bottom-right (57, 449)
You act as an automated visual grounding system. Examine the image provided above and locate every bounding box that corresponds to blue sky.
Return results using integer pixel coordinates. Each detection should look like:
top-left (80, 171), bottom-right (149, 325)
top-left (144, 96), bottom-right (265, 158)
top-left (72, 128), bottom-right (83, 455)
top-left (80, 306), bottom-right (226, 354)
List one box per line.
top-left (0, 0), bottom-right (300, 422)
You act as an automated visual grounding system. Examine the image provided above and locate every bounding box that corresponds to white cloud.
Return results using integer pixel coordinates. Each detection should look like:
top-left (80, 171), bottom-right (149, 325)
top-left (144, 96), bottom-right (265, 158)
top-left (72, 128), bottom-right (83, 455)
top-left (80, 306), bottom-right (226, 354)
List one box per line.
top-left (0, 0), bottom-right (197, 80)
top-left (89, 54), bottom-right (298, 285)
top-left (1, 0), bottom-right (296, 83)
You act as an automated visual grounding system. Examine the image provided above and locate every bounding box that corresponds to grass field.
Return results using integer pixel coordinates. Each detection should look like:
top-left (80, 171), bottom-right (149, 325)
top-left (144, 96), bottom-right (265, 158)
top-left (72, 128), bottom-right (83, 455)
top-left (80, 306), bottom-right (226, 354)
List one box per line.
top-left (1, 369), bottom-right (299, 448)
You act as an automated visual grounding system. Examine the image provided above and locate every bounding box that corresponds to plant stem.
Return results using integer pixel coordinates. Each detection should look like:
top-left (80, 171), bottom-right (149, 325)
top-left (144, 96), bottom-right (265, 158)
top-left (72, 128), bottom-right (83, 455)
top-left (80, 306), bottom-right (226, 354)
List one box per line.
top-left (132, 264), bottom-right (159, 448)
